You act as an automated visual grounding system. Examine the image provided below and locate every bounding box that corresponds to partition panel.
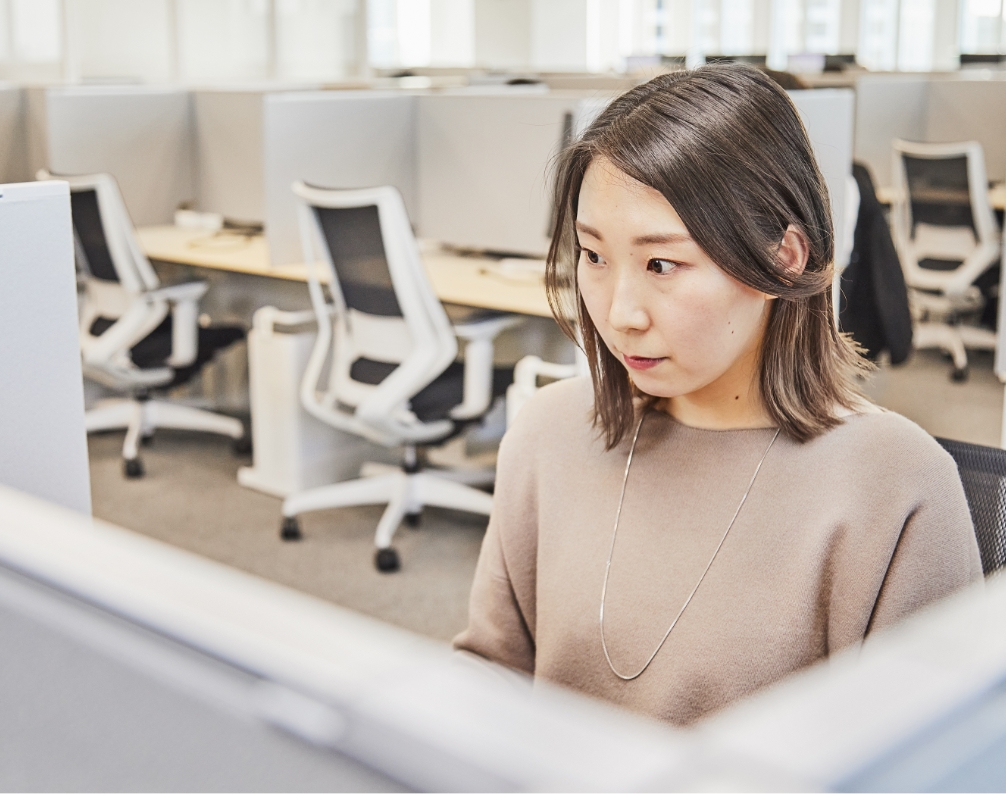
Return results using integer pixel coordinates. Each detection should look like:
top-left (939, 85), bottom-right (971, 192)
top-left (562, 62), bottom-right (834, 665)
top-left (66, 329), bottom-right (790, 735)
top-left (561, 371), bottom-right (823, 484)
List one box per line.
top-left (45, 86), bottom-right (195, 226)
top-left (790, 89), bottom-right (855, 267)
top-left (926, 79), bottom-right (1006, 182)
top-left (417, 91), bottom-right (594, 256)
top-left (0, 181), bottom-right (90, 514)
top-left (853, 74), bottom-right (930, 189)
top-left (193, 89), bottom-right (267, 223)
top-left (0, 85), bottom-right (28, 184)
top-left (263, 91), bottom-right (418, 266)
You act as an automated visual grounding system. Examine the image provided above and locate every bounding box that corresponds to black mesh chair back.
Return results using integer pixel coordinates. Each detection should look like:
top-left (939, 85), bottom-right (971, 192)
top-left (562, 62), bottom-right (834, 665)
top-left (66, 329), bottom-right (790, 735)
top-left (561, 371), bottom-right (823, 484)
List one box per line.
top-left (935, 437), bottom-right (1006, 576)
top-left (70, 188), bottom-right (119, 282)
top-left (312, 204), bottom-right (402, 318)
top-left (903, 155), bottom-right (975, 234)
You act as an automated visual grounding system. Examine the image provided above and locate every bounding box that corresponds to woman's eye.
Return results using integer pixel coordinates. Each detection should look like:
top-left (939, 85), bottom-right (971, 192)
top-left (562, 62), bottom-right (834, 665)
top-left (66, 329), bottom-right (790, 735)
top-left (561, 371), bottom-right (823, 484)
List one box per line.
top-left (582, 248), bottom-right (602, 265)
top-left (647, 258), bottom-right (677, 275)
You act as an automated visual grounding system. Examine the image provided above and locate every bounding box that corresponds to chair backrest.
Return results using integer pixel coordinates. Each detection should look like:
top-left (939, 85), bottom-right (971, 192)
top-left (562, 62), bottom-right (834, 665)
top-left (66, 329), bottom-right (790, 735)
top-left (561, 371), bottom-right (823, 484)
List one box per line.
top-left (935, 436), bottom-right (1006, 576)
top-left (37, 171), bottom-right (160, 295)
top-left (890, 140), bottom-right (1000, 292)
top-left (293, 182), bottom-right (457, 444)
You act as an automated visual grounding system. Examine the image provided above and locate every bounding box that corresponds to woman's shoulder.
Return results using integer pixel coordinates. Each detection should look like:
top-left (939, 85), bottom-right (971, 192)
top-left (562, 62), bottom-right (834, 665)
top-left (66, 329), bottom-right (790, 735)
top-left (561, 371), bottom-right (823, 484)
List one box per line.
top-left (502, 376), bottom-right (597, 453)
top-left (816, 406), bottom-right (959, 483)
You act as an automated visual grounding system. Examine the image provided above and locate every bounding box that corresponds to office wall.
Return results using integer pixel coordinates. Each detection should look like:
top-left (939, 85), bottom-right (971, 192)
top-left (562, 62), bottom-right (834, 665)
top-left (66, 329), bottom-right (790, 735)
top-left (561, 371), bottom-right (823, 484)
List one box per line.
top-left (853, 74), bottom-right (929, 189)
top-left (263, 91), bottom-right (418, 266)
top-left (926, 79), bottom-right (1006, 182)
top-left (790, 89), bottom-right (855, 266)
top-left (0, 84), bottom-right (28, 184)
top-left (45, 86), bottom-right (195, 226)
top-left (0, 181), bottom-right (91, 515)
top-left (417, 91), bottom-right (589, 256)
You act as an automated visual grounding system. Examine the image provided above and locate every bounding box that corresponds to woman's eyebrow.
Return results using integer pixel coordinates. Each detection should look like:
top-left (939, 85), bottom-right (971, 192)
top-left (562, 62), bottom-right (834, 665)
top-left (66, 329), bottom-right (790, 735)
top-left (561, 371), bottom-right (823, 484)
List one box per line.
top-left (632, 232), bottom-right (692, 245)
top-left (575, 221), bottom-right (603, 240)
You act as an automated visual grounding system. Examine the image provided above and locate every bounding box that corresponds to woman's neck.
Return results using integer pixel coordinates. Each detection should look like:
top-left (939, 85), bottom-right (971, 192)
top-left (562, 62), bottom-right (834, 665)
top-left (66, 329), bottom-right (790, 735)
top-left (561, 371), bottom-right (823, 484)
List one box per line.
top-left (654, 342), bottom-right (774, 431)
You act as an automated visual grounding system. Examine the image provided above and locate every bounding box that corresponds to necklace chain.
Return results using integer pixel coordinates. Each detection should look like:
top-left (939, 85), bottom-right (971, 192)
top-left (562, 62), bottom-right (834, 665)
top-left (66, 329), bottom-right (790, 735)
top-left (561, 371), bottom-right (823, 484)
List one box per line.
top-left (599, 411), bottom-right (781, 681)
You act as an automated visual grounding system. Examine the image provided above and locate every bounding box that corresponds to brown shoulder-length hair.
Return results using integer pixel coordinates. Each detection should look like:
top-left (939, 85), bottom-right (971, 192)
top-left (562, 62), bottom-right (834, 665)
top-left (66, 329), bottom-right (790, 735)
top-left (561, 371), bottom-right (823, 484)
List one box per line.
top-left (546, 64), bottom-right (870, 449)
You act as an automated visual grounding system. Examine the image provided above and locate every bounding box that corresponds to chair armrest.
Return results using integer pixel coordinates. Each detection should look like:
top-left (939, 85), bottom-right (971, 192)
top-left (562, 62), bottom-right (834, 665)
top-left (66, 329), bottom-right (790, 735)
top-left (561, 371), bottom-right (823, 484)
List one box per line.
top-left (147, 280), bottom-right (209, 303)
top-left (506, 355), bottom-right (581, 427)
top-left (452, 314), bottom-right (522, 341)
top-left (450, 315), bottom-right (523, 421)
top-left (149, 282), bottom-right (208, 368)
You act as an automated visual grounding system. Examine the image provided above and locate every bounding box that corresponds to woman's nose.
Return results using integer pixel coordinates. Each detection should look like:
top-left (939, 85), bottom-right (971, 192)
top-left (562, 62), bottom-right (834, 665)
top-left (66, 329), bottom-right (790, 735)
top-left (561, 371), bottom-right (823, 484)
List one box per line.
top-left (607, 270), bottom-right (650, 333)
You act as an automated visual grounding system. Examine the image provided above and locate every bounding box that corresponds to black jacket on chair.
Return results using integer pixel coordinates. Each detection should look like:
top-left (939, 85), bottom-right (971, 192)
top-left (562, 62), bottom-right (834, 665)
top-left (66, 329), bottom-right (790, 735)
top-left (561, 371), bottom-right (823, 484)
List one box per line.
top-left (839, 163), bottom-right (914, 364)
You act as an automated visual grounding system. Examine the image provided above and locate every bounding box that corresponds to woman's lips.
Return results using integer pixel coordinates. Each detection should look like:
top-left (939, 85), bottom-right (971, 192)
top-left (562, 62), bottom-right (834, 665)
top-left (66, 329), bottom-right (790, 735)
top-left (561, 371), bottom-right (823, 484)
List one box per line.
top-left (623, 354), bottom-right (664, 371)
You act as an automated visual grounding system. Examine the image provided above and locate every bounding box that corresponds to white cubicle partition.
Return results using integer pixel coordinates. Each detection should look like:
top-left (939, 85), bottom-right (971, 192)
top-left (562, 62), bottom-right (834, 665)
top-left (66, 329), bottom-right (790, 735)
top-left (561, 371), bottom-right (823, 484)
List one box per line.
top-left (3, 465), bottom-right (1005, 789)
top-left (193, 89), bottom-right (267, 224)
top-left (0, 483), bottom-right (691, 790)
top-left (926, 78), bottom-right (1006, 182)
top-left (417, 91), bottom-right (603, 257)
top-left (0, 181), bottom-right (90, 514)
top-left (853, 74), bottom-right (930, 189)
top-left (0, 84), bottom-right (28, 184)
top-left (43, 86), bottom-right (195, 226)
top-left (854, 73), bottom-right (1006, 189)
top-left (263, 91), bottom-right (418, 266)
top-left (192, 84), bottom-right (323, 226)
top-left (790, 89), bottom-right (855, 267)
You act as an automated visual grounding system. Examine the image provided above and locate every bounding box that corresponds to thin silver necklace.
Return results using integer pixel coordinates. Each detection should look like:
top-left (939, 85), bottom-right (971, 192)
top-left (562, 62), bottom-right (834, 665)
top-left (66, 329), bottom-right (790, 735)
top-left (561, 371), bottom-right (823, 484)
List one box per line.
top-left (599, 411), bottom-right (781, 681)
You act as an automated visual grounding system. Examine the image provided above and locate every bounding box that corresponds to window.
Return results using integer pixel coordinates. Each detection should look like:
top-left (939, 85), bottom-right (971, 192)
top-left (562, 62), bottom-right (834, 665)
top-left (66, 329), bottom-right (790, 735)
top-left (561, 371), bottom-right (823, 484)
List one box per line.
top-left (276, 0), bottom-right (358, 80)
top-left (805, 0), bottom-right (840, 53)
top-left (960, 0), bottom-right (1003, 52)
top-left (859, 0), bottom-right (899, 69)
top-left (12, 0), bottom-right (61, 62)
top-left (899, 0), bottom-right (936, 69)
top-left (176, 0), bottom-right (271, 83)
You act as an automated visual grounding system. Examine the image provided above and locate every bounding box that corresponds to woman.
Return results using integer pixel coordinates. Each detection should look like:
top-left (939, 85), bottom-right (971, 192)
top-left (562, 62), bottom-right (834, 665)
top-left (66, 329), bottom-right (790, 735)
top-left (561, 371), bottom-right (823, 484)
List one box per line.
top-left (453, 65), bottom-right (982, 726)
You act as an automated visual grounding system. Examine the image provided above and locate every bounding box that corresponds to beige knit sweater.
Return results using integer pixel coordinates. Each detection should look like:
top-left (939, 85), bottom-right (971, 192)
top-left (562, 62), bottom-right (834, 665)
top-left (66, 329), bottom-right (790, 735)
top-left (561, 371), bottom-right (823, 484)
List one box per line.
top-left (454, 377), bottom-right (982, 726)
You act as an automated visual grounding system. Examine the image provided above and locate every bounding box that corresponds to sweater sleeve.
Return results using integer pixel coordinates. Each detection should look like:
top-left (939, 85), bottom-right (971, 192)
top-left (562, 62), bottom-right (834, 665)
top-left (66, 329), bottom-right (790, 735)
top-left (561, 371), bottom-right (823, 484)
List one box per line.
top-left (868, 450), bottom-right (983, 635)
top-left (452, 405), bottom-right (541, 674)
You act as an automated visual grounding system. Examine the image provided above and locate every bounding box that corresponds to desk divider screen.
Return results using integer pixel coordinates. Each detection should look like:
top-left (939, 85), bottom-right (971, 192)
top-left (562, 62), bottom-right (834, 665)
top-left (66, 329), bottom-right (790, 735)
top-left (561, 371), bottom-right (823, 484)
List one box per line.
top-left (0, 181), bottom-right (90, 514)
top-left (43, 86), bottom-right (195, 227)
top-left (263, 91), bottom-right (418, 266)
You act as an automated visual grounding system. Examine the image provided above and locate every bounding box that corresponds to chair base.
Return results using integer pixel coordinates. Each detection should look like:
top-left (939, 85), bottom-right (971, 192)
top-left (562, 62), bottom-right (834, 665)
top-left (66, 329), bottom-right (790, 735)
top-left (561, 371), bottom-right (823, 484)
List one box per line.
top-left (86, 397), bottom-right (246, 477)
top-left (280, 458), bottom-right (494, 573)
top-left (913, 321), bottom-right (995, 381)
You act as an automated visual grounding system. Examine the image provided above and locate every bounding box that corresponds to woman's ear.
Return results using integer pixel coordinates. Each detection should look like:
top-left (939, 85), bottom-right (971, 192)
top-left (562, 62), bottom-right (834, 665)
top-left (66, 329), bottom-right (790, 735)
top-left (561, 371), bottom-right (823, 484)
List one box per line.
top-left (777, 224), bottom-right (809, 279)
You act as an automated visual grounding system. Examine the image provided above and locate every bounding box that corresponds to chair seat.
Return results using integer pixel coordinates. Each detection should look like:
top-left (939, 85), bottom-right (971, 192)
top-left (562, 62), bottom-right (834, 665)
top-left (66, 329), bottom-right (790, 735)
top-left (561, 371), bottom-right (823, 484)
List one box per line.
top-left (348, 357), bottom-right (513, 423)
top-left (442, 303), bottom-right (512, 324)
top-left (90, 316), bottom-right (244, 389)
top-left (918, 257), bottom-right (963, 272)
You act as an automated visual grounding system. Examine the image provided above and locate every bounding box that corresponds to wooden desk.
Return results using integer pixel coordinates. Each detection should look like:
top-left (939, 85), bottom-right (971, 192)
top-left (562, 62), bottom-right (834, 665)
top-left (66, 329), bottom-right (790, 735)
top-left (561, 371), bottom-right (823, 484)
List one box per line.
top-left (136, 225), bottom-right (553, 318)
top-left (875, 183), bottom-right (1006, 210)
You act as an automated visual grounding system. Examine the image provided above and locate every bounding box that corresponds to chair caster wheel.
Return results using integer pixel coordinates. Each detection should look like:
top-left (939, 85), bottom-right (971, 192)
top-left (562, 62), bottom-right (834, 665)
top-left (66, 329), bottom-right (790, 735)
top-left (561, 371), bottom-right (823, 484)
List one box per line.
top-left (232, 433), bottom-right (252, 456)
top-left (951, 367), bottom-right (969, 383)
top-left (375, 548), bottom-right (400, 573)
top-left (140, 434), bottom-right (154, 447)
top-left (123, 458), bottom-right (144, 479)
top-left (404, 511), bottom-right (422, 529)
top-left (280, 516), bottom-right (302, 541)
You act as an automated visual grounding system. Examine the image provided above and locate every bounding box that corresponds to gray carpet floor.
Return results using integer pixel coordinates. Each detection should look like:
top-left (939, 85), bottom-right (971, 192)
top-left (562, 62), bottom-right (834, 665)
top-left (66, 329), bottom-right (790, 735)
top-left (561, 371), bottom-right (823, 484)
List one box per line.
top-left (88, 348), bottom-right (1004, 642)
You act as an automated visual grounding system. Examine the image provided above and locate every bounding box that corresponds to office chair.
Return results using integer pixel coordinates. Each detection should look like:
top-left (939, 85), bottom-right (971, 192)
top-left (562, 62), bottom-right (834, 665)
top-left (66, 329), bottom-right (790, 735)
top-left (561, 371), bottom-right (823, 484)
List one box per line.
top-left (890, 140), bottom-right (1001, 381)
top-left (43, 172), bottom-right (248, 478)
top-left (280, 182), bottom-right (520, 572)
top-left (935, 437), bottom-right (1006, 576)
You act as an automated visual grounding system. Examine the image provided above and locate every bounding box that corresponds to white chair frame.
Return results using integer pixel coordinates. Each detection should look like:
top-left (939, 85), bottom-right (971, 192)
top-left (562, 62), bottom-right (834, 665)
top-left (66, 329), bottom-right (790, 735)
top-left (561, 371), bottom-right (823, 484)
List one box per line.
top-left (280, 183), bottom-right (520, 570)
top-left (890, 140), bottom-right (1000, 377)
top-left (41, 171), bottom-right (243, 475)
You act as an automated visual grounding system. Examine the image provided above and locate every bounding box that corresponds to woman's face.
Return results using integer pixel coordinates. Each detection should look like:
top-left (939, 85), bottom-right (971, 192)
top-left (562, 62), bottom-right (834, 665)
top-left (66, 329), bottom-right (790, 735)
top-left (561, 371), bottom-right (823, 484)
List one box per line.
top-left (576, 157), bottom-right (774, 404)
